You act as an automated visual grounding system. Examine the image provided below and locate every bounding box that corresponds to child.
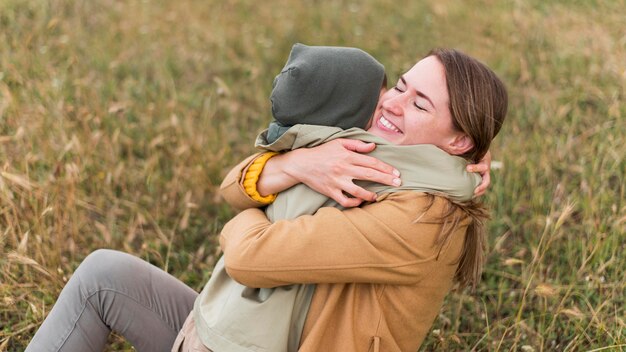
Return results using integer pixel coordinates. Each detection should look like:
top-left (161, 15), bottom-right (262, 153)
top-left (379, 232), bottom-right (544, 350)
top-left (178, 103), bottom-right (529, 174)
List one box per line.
top-left (188, 44), bottom-right (481, 352)
top-left (265, 43), bottom-right (386, 143)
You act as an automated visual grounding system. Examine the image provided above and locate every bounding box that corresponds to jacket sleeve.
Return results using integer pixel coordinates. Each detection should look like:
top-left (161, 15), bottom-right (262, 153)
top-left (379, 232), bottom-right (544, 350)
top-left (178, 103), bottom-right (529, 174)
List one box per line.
top-left (219, 192), bottom-right (468, 288)
top-left (219, 153), bottom-right (268, 210)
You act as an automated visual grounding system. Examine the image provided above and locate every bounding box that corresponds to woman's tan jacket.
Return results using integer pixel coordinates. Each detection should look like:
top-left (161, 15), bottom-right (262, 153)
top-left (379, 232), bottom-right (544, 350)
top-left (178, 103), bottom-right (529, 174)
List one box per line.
top-left (216, 154), bottom-right (472, 352)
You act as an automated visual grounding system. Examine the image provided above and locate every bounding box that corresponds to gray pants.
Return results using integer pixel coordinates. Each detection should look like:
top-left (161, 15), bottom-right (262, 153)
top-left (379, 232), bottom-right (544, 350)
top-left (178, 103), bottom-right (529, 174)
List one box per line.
top-left (26, 249), bottom-right (198, 352)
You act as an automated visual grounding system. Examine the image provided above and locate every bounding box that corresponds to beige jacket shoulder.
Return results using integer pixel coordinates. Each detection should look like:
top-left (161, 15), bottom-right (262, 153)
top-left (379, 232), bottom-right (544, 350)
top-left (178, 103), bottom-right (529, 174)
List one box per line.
top-left (218, 159), bottom-right (470, 352)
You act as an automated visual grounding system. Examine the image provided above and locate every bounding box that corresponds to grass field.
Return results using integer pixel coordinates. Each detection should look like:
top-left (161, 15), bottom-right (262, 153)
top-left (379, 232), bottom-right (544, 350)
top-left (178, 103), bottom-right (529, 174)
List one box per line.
top-left (1, 0), bottom-right (624, 351)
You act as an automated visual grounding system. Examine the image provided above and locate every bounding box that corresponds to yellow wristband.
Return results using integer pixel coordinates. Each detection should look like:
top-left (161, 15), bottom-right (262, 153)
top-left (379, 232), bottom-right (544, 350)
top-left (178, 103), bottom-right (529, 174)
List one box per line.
top-left (243, 152), bottom-right (279, 204)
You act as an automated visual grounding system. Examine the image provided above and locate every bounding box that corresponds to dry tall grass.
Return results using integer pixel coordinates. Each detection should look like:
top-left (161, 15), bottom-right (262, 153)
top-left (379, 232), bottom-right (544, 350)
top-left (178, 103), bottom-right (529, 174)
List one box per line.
top-left (1, 0), bottom-right (624, 351)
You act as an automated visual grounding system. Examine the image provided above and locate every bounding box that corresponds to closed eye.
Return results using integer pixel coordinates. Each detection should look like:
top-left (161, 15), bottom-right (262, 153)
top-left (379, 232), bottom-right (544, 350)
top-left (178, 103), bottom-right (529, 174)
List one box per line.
top-left (414, 102), bottom-right (427, 111)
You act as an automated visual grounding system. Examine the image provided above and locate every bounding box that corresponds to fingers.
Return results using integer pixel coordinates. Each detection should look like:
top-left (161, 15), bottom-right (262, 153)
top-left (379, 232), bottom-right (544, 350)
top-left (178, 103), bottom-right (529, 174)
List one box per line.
top-left (350, 153), bottom-right (400, 178)
top-left (469, 150), bottom-right (493, 197)
top-left (328, 139), bottom-right (399, 178)
top-left (473, 170), bottom-right (491, 197)
top-left (342, 182), bottom-right (378, 202)
top-left (331, 138), bottom-right (401, 182)
top-left (292, 139), bottom-right (402, 206)
top-left (339, 139), bottom-right (376, 153)
top-left (466, 163), bottom-right (489, 173)
top-left (334, 193), bottom-right (365, 208)
top-left (351, 166), bottom-right (401, 188)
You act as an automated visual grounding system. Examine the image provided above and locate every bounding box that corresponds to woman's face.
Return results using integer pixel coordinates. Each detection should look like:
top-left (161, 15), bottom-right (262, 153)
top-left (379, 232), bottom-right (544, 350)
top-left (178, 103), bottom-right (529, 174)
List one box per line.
top-left (367, 56), bottom-right (459, 151)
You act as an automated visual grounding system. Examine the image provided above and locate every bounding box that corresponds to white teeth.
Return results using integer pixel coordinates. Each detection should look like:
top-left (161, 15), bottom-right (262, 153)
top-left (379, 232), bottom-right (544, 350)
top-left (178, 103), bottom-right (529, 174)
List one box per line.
top-left (380, 116), bottom-right (401, 133)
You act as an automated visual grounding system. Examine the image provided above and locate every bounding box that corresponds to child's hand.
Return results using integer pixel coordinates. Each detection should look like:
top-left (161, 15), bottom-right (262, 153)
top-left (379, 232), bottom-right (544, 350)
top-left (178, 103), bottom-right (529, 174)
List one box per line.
top-left (467, 150), bottom-right (492, 197)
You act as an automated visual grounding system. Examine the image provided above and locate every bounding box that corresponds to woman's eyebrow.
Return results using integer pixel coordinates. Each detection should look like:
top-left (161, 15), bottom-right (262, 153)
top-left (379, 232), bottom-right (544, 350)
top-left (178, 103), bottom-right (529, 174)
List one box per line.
top-left (400, 76), bottom-right (436, 110)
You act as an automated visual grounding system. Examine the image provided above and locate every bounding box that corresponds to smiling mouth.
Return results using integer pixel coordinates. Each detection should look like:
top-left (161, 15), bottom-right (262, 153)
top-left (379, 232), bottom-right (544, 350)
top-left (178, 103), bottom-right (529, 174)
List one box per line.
top-left (379, 116), bottom-right (402, 133)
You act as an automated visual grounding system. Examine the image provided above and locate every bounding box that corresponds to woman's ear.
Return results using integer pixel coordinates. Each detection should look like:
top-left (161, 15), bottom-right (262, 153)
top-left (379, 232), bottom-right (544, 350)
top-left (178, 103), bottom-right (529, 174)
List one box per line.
top-left (447, 133), bottom-right (474, 155)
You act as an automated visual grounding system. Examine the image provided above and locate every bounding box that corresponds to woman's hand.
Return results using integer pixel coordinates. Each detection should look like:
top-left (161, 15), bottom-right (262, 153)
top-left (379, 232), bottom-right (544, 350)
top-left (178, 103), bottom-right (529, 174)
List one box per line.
top-left (467, 150), bottom-right (491, 197)
top-left (257, 139), bottom-right (401, 208)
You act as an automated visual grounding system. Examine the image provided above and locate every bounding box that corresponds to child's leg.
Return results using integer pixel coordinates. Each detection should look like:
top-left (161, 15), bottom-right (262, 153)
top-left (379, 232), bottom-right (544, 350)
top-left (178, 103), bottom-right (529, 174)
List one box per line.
top-left (25, 249), bottom-right (198, 352)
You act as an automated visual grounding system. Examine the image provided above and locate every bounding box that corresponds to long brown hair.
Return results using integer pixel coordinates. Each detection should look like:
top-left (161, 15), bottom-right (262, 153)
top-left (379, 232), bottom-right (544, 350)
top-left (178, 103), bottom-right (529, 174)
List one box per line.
top-left (426, 49), bottom-right (508, 289)
top-left (425, 196), bottom-right (490, 290)
top-left (429, 48), bottom-right (508, 163)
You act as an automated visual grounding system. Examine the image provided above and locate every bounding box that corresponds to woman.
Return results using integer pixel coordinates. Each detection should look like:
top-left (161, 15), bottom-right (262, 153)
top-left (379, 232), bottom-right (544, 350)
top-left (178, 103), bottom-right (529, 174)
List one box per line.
top-left (26, 48), bottom-right (505, 352)
top-left (191, 44), bottom-right (483, 352)
top-left (212, 49), bottom-right (506, 352)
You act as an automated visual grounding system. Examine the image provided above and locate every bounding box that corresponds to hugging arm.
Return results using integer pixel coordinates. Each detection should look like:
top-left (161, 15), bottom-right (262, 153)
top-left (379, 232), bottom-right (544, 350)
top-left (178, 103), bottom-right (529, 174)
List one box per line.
top-left (219, 194), bottom-right (463, 288)
top-left (256, 139), bottom-right (401, 208)
top-left (219, 142), bottom-right (492, 211)
top-left (218, 139), bottom-right (400, 210)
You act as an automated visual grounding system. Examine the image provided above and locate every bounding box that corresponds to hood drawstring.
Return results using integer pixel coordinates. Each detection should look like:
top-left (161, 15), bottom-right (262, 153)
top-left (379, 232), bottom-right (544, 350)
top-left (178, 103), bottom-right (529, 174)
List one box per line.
top-left (372, 336), bottom-right (381, 352)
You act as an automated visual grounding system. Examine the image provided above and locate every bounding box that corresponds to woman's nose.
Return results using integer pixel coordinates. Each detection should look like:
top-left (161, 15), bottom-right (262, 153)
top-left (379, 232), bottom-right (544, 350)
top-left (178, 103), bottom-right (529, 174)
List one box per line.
top-left (382, 93), bottom-right (404, 116)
